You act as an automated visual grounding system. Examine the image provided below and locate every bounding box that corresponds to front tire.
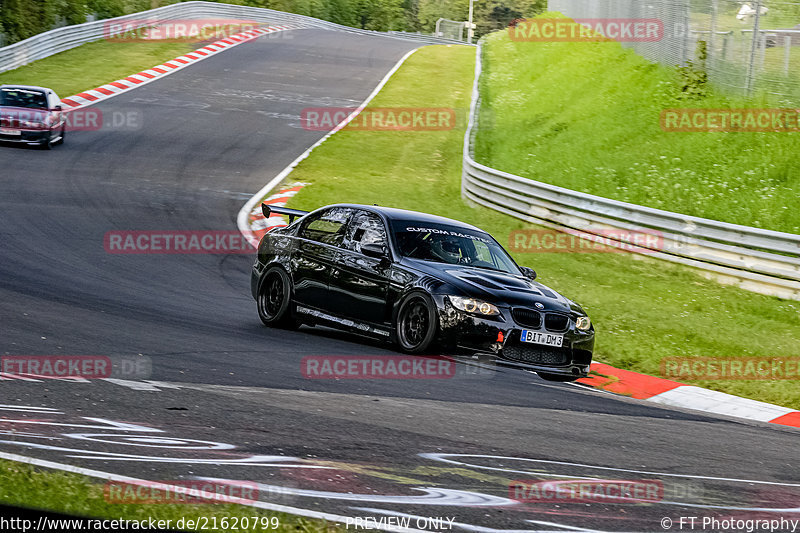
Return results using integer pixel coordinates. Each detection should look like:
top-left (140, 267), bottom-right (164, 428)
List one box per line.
top-left (40, 132), bottom-right (53, 150)
top-left (54, 125), bottom-right (65, 145)
top-left (257, 267), bottom-right (298, 329)
top-left (395, 292), bottom-right (438, 354)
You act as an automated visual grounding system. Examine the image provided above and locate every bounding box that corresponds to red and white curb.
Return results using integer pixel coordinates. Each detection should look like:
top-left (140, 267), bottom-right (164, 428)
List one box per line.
top-left (579, 362), bottom-right (800, 429)
top-left (60, 24), bottom-right (295, 110)
top-left (245, 183), bottom-right (308, 246)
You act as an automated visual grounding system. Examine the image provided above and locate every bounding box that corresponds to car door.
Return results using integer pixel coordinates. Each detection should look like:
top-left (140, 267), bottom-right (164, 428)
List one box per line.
top-left (290, 207), bottom-right (353, 310)
top-left (328, 210), bottom-right (392, 326)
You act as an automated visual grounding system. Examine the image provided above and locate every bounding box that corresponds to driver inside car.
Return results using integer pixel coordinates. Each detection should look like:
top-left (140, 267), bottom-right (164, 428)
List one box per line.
top-left (430, 235), bottom-right (470, 264)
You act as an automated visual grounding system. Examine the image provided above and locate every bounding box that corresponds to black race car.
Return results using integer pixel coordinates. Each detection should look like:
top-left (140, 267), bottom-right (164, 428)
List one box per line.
top-left (251, 203), bottom-right (594, 381)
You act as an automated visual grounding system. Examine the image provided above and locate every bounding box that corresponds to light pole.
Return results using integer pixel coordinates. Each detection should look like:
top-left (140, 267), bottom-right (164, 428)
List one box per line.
top-left (468, 0), bottom-right (475, 44)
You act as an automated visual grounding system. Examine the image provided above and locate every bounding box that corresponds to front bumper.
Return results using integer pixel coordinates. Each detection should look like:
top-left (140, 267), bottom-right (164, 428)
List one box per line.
top-left (433, 295), bottom-right (594, 378)
top-left (0, 128), bottom-right (50, 144)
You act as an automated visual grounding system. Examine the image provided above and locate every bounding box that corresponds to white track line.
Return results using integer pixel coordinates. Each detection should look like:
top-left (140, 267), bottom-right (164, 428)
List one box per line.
top-left (236, 46), bottom-right (423, 247)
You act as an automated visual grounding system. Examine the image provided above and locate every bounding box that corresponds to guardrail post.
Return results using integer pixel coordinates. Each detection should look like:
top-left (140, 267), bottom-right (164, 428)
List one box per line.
top-left (784, 35), bottom-right (792, 76)
top-left (709, 0), bottom-right (719, 72)
top-left (745, 0), bottom-right (763, 95)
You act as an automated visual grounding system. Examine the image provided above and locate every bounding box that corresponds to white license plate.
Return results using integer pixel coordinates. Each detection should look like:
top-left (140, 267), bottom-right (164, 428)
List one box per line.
top-left (520, 329), bottom-right (563, 347)
top-left (0, 128), bottom-right (21, 136)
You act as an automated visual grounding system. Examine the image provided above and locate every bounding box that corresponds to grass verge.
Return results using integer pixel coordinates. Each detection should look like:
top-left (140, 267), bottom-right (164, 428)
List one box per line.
top-left (474, 15), bottom-right (800, 234)
top-left (0, 40), bottom-right (193, 97)
top-left (0, 458), bottom-right (341, 532)
top-left (284, 44), bottom-right (800, 409)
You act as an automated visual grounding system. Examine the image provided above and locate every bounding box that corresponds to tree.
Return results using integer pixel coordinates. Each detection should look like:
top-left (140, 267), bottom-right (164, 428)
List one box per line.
top-left (86, 0), bottom-right (125, 19)
top-left (402, 0), bottom-right (421, 31)
top-left (0, 0), bottom-right (59, 43)
top-left (324, 0), bottom-right (355, 26)
top-left (417, 0), bottom-right (468, 33)
top-left (474, 0), bottom-right (544, 36)
top-left (351, 0), bottom-right (405, 30)
top-left (60, 0), bottom-right (89, 26)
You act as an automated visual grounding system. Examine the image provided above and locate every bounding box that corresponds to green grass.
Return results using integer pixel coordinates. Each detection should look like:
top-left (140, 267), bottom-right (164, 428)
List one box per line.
top-left (474, 15), bottom-right (800, 234)
top-left (0, 459), bottom-right (342, 532)
top-left (0, 39), bottom-right (193, 98)
top-left (284, 44), bottom-right (800, 409)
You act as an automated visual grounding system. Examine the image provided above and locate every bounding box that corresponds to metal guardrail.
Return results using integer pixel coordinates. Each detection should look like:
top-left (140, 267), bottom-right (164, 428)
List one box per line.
top-left (0, 1), bottom-right (467, 74)
top-left (462, 42), bottom-right (800, 301)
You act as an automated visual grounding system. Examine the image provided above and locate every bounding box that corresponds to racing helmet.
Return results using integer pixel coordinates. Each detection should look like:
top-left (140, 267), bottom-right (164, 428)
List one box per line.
top-left (430, 235), bottom-right (462, 263)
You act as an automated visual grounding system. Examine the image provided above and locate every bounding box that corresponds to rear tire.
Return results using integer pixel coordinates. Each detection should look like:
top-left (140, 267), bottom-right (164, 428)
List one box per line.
top-left (537, 372), bottom-right (578, 383)
top-left (257, 267), bottom-right (298, 329)
top-left (395, 292), bottom-right (438, 354)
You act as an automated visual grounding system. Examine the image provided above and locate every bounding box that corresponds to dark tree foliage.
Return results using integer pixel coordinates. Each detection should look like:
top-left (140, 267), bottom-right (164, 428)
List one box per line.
top-left (0, 0), bottom-right (545, 45)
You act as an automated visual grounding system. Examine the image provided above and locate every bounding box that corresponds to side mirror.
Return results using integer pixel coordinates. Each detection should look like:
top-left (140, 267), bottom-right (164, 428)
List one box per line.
top-left (361, 242), bottom-right (387, 259)
top-left (521, 266), bottom-right (537, 280)
top-left (53, 105), bottom-right (62, 112)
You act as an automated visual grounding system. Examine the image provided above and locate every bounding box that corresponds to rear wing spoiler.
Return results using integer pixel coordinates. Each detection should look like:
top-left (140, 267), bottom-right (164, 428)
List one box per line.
top-left (261, 204), bottom-right (309, 224)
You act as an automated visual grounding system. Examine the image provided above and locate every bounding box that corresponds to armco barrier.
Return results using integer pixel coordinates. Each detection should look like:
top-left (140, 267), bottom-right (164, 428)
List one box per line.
top-left (0, 1), bottom-right (466, 74)
top-left (462, 42), bottom-right (800, 301)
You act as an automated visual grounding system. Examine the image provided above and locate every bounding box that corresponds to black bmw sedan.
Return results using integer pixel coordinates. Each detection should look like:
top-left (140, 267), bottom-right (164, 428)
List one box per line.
top-left (251, 203), bottom-right (594, 381)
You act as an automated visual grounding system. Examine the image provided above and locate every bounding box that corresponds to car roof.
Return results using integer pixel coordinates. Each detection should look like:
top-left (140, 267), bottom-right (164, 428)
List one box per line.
top-left (329, 204), bottom-right (486, 233)
top-left (0, 84), bottom-right (51, 93)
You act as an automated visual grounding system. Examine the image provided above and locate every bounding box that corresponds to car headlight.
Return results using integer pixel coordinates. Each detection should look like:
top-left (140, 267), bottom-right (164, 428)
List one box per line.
top-left (576, 316), bottom-right (591, 331)
top-left (20, 120), bottom-right (45, 129)
top-left (448, 296), bottom-right (500, 316)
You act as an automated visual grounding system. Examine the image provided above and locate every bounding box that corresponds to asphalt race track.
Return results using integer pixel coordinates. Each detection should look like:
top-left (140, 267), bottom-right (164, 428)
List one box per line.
top-left (1, 28), bottom-right (799, 532)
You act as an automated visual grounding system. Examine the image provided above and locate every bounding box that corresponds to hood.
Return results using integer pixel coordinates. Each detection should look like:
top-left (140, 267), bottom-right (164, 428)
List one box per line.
top-left (0, 106), bottom-right (49, 116)
top-left (402, 258), bottom-right (580, 314)
top-left (0, 106), bottom-right (50, 125)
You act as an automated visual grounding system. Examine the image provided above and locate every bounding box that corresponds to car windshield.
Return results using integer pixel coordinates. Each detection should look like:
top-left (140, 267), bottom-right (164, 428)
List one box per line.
top-left (0, 88), bottom-right (48, 109)
top-left (392, 220), bottom-right (520, 274)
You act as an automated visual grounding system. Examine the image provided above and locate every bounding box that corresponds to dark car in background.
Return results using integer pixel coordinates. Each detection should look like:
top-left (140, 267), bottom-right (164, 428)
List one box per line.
top-left (251, 203), bottom-right (594, 382)
top-left (0, 85), bottom-right (66, 149)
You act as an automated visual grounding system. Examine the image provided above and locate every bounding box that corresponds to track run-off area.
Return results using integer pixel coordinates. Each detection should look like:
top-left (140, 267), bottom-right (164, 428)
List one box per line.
top-left (1, 28), bottom-right (799, 532)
